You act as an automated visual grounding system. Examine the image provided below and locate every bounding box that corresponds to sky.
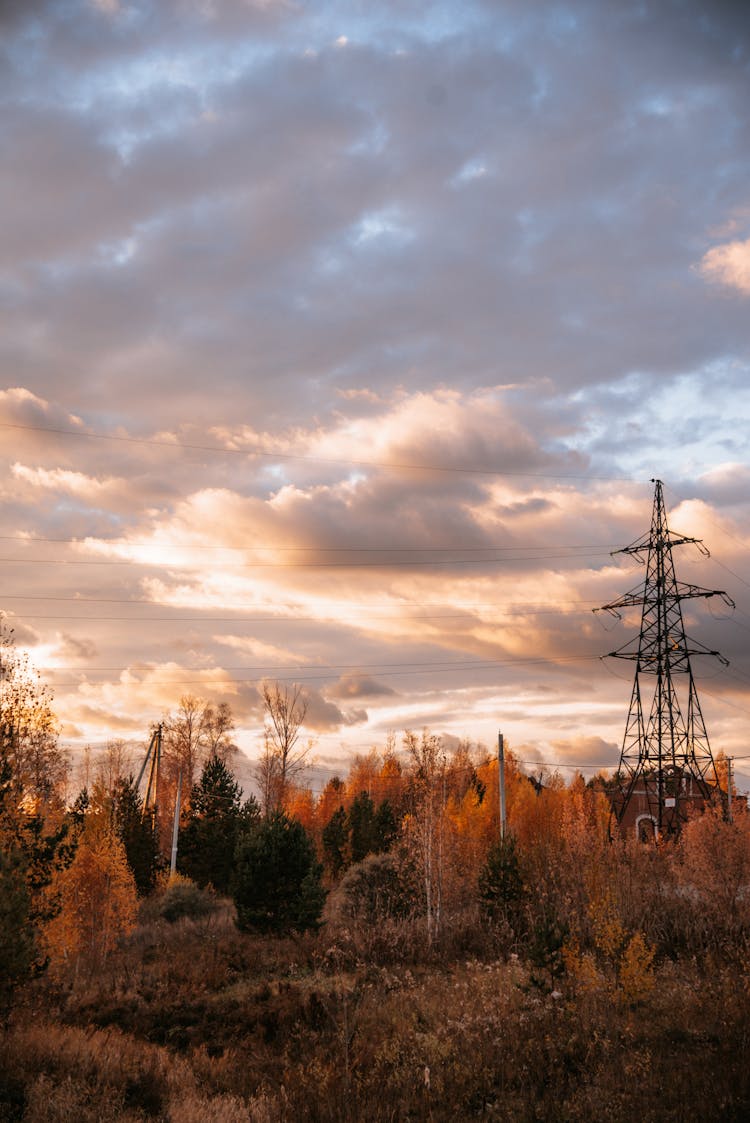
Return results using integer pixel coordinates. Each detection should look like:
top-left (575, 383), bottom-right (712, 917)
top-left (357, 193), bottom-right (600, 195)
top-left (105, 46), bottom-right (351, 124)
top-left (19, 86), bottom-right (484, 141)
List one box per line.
top-left (1, 0), bottom-right (750, 795)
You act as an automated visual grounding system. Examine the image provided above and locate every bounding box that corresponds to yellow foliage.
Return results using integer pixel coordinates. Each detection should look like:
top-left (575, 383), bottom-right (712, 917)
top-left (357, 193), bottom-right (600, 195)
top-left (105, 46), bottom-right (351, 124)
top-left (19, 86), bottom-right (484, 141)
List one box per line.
top-left (619, 931), bottom-right (656, 1006)
top-left (42, 827), bottom-right (138, 972)
top-left (562, 937), bottom-right (603, 995)
top-left (588, 892), bottom-right (627, 962)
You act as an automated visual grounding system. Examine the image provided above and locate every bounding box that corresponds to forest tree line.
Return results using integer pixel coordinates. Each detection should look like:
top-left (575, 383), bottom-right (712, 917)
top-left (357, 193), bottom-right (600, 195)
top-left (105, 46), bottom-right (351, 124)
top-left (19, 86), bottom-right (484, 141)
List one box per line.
top-left (2, 626), bottom-right (750, 1014)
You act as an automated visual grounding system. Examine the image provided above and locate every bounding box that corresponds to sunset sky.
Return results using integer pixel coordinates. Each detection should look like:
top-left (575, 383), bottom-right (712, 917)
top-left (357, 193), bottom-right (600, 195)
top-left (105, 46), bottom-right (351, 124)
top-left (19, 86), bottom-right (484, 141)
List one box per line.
top-left (1, 0), bottom-right (749, 794)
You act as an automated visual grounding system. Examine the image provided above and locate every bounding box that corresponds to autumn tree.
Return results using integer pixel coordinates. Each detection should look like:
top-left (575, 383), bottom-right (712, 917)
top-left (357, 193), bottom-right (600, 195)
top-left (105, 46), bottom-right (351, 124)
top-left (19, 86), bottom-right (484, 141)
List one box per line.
top-left (403, 728), bottom-right (446, 945)
top-left (255, 681), bottom-right (311, 814)
top-left (0, 634), bottom-right (72, 993)
top-left (674, 806), bottom-right (750, 947)
top-left (0, 625), bottom-right (67, 807)
top-left (41, 817), bottom-right (138, 976)
top-left (163, 694), bottom-right (207, 793)
top-left (202, 701), bottom-right (238, 761)
top-left (94, 739), bottom-right (134, 794)
top-left (317, 775), bottom-right (347, 828)
top-left (161, 695), bottom-right (239, 838)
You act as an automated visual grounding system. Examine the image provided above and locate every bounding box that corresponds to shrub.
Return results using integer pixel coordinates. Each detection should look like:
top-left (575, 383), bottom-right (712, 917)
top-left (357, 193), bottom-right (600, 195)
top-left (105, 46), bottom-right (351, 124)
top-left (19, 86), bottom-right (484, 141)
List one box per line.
top-left (337, 852), bottom-right (413, 924)
top-left (155, 876), bottom-right (218, 924)
top-left (478, 834), bottom-right (526, 929)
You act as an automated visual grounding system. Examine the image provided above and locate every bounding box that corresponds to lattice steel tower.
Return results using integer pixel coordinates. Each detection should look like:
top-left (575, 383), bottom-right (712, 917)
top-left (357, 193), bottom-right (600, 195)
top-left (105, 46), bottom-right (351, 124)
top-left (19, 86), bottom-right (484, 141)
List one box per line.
top-left (597, 479), bottom-right (733, 838)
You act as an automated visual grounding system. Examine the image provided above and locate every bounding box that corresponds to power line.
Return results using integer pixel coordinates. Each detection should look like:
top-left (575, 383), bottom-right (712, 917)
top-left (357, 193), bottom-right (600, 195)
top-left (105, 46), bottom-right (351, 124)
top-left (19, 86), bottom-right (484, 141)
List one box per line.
top-left (0, 551), bottom-right (616, 571)
top-left (0, 533), bottom-right (623, 552)
top-left (0, 597), bottom-right (599, 616)
top-left (38, 653), bottom-right (600, 687)
top-left (0, 420), bottom-right (639, 481)
top-left (0, 589), bottom-right (608, 607)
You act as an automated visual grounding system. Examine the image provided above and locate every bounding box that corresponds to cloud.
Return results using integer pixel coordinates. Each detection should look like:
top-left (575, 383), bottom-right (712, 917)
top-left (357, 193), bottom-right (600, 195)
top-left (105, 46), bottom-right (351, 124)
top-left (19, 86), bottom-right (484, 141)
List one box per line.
top-left (56, 633), bottom-right (99, 661)
top-left (327, 674), bottom-right (397, 700)
top-left (699, 237), bottom-right (750, 296)
top-left (0, 1), bottom-right (748, 768)
top-left (548, 734), bottom-right (620, 770)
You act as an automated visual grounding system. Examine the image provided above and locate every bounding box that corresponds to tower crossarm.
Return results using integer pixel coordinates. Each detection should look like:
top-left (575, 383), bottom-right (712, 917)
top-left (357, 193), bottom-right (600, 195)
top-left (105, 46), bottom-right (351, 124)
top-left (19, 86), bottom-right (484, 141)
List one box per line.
top-left (595, 583), bottom-right (734, 619)
top-left (604, 637), bottom-right (729, 668)
top-left (613, 533), bottom-right (706, 561)
top-left (675, 584), bottom-right (735, 609)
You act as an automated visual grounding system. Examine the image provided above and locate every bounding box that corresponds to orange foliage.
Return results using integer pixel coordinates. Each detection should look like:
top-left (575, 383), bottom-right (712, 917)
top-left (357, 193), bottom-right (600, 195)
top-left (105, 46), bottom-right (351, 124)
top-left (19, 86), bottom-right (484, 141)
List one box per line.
top-left (41, 825), bottom-right (138, 973)
top-left (315, 776), bottom-right (347, 829)
top-left (286, 785), bottom-right (316, 833)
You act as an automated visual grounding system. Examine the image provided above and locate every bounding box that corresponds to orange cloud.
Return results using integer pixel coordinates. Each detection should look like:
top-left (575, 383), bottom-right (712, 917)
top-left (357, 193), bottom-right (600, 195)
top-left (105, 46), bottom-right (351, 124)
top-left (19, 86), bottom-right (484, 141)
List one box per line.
top-left (699, 237), bottom-right (750, 296)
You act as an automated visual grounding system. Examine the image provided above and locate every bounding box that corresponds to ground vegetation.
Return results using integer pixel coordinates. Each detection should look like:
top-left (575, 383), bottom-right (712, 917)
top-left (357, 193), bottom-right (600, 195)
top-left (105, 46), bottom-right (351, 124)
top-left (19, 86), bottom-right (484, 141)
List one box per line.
top-left (2, 660), bottom-right (750, 1119)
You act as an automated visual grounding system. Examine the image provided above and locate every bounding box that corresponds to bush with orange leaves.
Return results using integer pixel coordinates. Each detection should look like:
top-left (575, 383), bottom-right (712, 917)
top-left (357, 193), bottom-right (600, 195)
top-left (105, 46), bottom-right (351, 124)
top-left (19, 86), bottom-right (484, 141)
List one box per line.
top-left (673, 805), bottom-right (750, 952)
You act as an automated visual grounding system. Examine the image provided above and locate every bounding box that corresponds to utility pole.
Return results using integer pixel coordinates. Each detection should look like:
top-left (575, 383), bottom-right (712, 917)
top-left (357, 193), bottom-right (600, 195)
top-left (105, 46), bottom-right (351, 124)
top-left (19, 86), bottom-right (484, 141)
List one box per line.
top-left (727, 756), bottom-right (733, 824)
top-left (136, 723), bottom-right (162, 827)
top-left (170, 767), bottom-right (182, 877)
top-left (498, 731), bottom-right (507, 839)
top-left (596, 479), bottom-right (733, 837)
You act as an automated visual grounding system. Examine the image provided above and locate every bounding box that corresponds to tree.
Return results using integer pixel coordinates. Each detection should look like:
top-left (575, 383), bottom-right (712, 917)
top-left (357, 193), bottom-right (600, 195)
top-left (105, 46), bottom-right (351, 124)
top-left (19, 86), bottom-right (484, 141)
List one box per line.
top-left (255, 681), bottom-right (311, 814)
top-left (201, 702), bottom-right (238, 762)
top-left (0, 655), bottom-right (72, 985)
top-left (41, 824), bottom-right (138, 975)
top-left (162, 695), bottom-right (238, 802)
top-left (403, 728), bottom-right (446, 945)
top-left (0, 626), bottom-right (67, 807)
top-left (322, 805), bottom-right (348, 878)
top-left (348, 791), bottom-right (378, 864)
top-left (478, 834), bottom-right (526, 932)
top-left (0, 832), bottom-right (34, 1014)
top-left (233, 811), bottom-right (325, 934)
top-left (163, 694), bottom-right (208, 796)
top-left (179, 756), bottom-right (255, 894)
top-left (94, 739), bottom-right (134, 794)
top-left (374, 799), bottom-right (398, 853)
top-left (338, 852), bottom-right (414, 925)
top-left (111, 776), bottom-right (158, 895)
top-left (160, 696), bottom-right (239, 861)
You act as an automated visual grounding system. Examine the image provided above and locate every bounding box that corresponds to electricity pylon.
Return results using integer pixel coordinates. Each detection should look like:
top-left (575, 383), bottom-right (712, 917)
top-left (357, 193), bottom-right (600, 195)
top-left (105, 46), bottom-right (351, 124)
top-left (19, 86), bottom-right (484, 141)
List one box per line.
top-left (596, 479), bottom-right (733, 838)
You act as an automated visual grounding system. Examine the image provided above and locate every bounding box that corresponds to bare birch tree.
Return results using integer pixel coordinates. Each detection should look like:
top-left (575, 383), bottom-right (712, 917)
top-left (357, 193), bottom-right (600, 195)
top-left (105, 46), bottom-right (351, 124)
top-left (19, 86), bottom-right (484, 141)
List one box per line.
top-left (404, 728), bottom-right (446, 946)
top-left (255, 681), bottom-right (310, 814)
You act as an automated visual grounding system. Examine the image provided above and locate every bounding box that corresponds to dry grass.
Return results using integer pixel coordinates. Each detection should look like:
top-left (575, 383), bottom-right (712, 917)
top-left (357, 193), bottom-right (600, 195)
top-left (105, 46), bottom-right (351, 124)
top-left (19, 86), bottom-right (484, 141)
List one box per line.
top-left (5, 820), bottom-right (750, 1122)
top-left (3, 908), bottom-right (750, 1122)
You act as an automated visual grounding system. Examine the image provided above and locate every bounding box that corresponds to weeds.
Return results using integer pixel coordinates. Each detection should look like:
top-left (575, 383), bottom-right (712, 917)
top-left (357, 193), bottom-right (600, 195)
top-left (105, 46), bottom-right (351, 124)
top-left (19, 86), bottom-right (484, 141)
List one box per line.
top-left (4, 816), bottom-right (750, 1121)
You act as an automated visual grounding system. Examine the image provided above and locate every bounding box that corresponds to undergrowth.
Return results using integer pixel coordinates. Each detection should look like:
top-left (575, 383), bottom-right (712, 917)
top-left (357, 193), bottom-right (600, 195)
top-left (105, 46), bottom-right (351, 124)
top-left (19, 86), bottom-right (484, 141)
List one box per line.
top-left (3, 900), bottom-right (750, 1122)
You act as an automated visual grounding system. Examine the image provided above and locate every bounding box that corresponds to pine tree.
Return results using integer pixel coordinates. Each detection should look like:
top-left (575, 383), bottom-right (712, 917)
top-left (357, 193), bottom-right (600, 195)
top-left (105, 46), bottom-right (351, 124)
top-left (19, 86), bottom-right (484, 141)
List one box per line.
top-left (478, 834), bottom-right (526, 930)
top-left (0, 842), bottom-right (34, 1014)
top-left (179, 755), bottom-right (255, 894)
top-left (322, 805), bottom-right (348, 877)
top-left (233, 811), bottom-right (325, 934)
top-left (111, 776), bottom-right (157, 895)
top-left (374, 799), bottom-right (398, 852)
top-left (348, 791), bottom-right (378, 864)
